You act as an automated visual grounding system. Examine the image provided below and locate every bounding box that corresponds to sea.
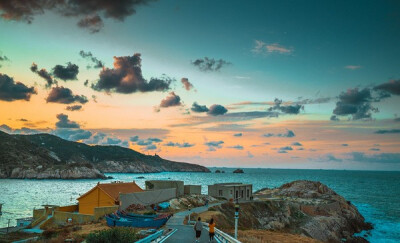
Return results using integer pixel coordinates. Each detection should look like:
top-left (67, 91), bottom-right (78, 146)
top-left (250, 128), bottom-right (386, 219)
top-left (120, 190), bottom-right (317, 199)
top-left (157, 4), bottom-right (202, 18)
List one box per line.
top-left (0, 168), bottom-right (399, 242)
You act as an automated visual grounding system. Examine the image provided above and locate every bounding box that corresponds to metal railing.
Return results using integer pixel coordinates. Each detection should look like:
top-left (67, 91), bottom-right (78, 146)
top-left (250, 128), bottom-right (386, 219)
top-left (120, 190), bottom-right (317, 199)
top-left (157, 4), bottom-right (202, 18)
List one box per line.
top-left (188, 221), bottom-right (241, 243)
top-left (135, 229), bottom-right (164, 243)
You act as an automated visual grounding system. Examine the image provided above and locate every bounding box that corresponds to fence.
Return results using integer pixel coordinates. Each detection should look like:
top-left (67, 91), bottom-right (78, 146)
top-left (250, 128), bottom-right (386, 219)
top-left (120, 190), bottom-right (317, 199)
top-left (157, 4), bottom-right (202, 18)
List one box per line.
top-left (188, 221), bottom-right (242, 243)
top-left (135, 230), bottom-right (164, 243)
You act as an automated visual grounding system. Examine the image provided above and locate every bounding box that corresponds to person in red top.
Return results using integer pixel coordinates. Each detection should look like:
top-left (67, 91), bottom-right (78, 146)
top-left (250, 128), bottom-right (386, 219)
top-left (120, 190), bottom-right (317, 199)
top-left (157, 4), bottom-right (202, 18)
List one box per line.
top-left (208, 218), bottom-right (216, 242)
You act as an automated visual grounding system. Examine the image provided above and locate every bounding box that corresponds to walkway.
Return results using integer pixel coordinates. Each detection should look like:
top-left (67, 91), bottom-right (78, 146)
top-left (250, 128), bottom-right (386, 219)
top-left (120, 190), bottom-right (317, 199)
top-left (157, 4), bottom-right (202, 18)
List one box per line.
top-left (164, 202), bottom-right (224, 243)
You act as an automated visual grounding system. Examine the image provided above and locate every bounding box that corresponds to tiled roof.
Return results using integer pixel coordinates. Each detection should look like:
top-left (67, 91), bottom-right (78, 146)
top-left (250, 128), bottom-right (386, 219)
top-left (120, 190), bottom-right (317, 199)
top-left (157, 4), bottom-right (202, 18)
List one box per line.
top-left (78, 182), bottom-right (143, 201)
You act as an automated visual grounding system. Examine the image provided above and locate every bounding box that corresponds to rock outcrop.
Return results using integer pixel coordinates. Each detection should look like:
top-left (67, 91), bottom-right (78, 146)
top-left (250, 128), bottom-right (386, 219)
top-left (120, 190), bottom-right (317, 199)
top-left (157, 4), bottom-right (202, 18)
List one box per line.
top-left (208, 180), bottom-right (372, 243)
top-left (233, 168), bottom-right (244, 173)
top-left (0, 131), bottom-right (210, 179)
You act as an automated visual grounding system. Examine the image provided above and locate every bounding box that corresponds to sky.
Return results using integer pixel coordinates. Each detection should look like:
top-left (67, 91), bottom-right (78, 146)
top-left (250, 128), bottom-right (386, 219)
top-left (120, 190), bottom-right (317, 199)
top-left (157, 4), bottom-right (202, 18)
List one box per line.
top-left (0, 0), bottom-right (400, 170)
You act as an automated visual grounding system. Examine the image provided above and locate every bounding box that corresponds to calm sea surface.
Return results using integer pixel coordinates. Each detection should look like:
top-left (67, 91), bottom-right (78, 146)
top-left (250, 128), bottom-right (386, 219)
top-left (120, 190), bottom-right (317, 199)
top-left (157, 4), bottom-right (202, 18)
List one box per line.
top-left (0, 168), bottom-right (399, 242)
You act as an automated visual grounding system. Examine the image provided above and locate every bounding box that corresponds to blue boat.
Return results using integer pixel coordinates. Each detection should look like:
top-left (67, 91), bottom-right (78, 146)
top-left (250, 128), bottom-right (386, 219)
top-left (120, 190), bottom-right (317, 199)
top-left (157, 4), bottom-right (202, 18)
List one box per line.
top-left (106, 214), bottom-right (171, 228)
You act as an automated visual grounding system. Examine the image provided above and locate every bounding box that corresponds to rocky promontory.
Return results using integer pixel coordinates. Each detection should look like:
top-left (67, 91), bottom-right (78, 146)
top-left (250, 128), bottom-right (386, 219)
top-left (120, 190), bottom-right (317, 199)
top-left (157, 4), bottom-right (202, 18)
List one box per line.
top-left (204, 180), bottom-right (372, 243)
top-left (0, 131), bottom-right (210, 179)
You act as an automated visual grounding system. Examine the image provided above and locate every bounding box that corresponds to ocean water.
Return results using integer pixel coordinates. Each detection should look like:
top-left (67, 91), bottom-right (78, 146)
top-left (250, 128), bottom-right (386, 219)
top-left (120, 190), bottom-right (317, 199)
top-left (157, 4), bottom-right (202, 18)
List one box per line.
top-left (0, 168), bottom-right (399, 242)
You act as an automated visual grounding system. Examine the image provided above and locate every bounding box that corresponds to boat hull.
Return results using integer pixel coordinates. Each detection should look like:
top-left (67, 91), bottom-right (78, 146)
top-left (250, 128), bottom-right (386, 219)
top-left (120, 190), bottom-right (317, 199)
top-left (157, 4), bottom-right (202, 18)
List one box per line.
top-left (106, 215), bottom-right (170, 228)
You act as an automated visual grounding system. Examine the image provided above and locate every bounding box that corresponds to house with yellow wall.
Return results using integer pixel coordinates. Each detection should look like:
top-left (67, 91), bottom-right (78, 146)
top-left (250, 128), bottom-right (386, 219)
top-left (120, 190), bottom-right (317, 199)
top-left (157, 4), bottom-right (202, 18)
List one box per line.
top-left (77, 181), bottom-right (143, 215)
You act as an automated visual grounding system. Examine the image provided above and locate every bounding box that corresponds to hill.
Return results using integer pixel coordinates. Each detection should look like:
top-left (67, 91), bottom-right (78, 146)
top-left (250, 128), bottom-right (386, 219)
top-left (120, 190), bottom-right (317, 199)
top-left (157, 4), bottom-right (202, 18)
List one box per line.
top-left (0, 131), bottom-right (209, 179)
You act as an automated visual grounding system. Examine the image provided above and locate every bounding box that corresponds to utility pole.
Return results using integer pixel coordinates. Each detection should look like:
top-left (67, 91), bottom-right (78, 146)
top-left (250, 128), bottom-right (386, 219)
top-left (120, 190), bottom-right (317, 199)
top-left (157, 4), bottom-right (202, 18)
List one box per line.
top-left (234, 199), bottom-right (239, 239)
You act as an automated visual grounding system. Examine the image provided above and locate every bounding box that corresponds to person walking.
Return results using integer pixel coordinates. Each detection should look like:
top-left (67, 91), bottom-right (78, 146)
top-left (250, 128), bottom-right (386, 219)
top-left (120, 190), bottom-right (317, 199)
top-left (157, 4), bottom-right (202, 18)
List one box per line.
top-left (194, 217), bottom-right (203, 242)
top-left (208, 218), bottom-right (216, 242)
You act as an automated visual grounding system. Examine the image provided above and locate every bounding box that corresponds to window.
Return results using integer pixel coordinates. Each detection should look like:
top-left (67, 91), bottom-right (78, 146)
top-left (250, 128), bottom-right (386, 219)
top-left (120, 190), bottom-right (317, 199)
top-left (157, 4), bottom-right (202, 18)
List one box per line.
top-left (235, 190), bottom-right (238, 199)
top-left (241, 190), bottom-right (244, 198)
top-left (230, 190), bottom-right (233, 195)
top-left (247, 189), bottom-right (250, 198)
top-left (218, 190), bottom-right (223, 196)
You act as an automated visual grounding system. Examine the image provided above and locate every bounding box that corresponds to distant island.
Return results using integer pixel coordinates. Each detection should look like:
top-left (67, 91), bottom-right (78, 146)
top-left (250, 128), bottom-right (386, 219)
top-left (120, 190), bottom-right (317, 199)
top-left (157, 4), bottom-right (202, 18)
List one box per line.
top-left (0, 131), bottom-right (210, 179)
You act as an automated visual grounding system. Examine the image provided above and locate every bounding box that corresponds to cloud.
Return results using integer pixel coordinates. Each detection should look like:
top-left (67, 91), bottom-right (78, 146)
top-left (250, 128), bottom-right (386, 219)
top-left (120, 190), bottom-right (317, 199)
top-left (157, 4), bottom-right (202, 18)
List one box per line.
top-left (191, 102), bottom-right (209, 113)
top-left (77, 14), bottom-right (104, 33)
top-left (30, 63), bottom-right (56, 88)
top-left (247, 151), bottom-right (254, 158)
top-left (228, 145), bottom-right (244, 150)
top-left (55, 113), bottom-right (80, 128)
top-left (79, 50), bottom-right (104, 68)
top-left (54, 128), bottom-right (92, 141)
top-left (332, 88), bottom-right (378, 120)
top-left (369, 148), bottom-right (380, 151)
top-left (374, 129), bottom-right (400, 134)
top-left (164, 142), bottom-right (195, 148)
top-left (191, 57), bottom-right (231, 72)
top-left (52, 62), bottom-right (79, 81)
top-left (91, 53), bottom-right (173, 94)
top-left (46, 86), bottom-right (88, 104)
top-left (130, 135), bottom-right (139, 142)
top-left (148, 137), bottom-right (163, 143)
top-left (291, 142), bottom-right (302, 146)
top-left (0, 0), bottom-right (156, 32)
top-left (252, 40), bottom-right (293, 55)
top-left (349, 152), bottom-right (400, 163)
top-left (0, 54), bottom-right (10, 67)
top-left (342, 144), bottom-right (349, 147)
top-left (207, 104), bottom-right (228, 116)
top-left (144, 144), bottom-right (157, 150)
top-left (160, 92), bottom-right (181, 108)
top-left (181, 78), bottom-right (194, 91)
top-left (279, 146), bottom-right (293, 151)
top-left (330, 115), bottom-right (340, 121)
top-left (205, 140), bottom-right (224, 151)
top-left (233, 133), bottom-right (242, 137)
top-left (326, 154), bottom-right (342, 162)
top-left (0, 73), bottom-right (37, 101)
top-left (66, 105), bottom-right (82, 111)
top-left (345, 65), bottom-right (362, 70)
top-left (84, 132), bottom-right (107, 144)
top-left (268, 98), bottom-right (303, 114)
top-left (105, 137), bottom-right (122, 145)
top-left (263, 130), bottom-right (295, 138)
top-left (278, 150), bottom-right (287, 153)
top-left (374, 79), bottom-right (400, 96)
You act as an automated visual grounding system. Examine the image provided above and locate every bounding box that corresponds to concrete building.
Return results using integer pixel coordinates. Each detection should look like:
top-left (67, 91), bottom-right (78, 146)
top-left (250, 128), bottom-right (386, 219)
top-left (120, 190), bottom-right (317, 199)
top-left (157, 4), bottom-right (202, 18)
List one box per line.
top-left (208, 183), bottom-right (253, 201)
top-left (145, 180), bottom-right (184, 197)
top-left (16, 218), bottom-right (32, 227)
top-left (77, 181), bottom-right (143, 214)
top-left (184, 185), bottom-right (202, 195)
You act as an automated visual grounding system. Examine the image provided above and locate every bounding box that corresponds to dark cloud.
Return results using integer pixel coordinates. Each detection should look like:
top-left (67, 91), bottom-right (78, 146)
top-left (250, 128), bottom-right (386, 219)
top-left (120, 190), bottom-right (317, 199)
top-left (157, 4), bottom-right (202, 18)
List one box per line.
top-left (0, 0), bottom-right (156, 32)
top-left (105, 137), bottom-right (122, 145)
top-left (144, 144), bottom-right (157, 151)
top-left (0, 73), bottom-right (36, 101)
top-left (291, 142), bottom-right (302, 146)
top-left (84, 132), bottom-right (107, 144)
top-left (55, 113), bottom-right (80, 128)
top-left (233, 133), bottom-right (242, 137)
top-left (30, 63), bottom-right (56, 88)
top-left (279, 146), bottom-right (293, 151)
top-left (228, 145), bottom-right (243, 150)
top-left (77, 14), bottom-right (104, 33)
top-left (52, 62), bottom-right (79, 81)
top-left (296, 97), bottom-right (332, 105)
top-left (79, 50), bottom-right (104, 68)
top-left (326, 154), bottom-right (342, 162)
top-left (263, 130), bottom-right (295, 138)
top-left (181, 78), bottom-right (193, 91)
top-left (160, 92), bottom-right (181, 108)
top-left (374, 80), bottom-right (400, 96)
top-left (268, 98), bottom-right (303, 114)
top-left (191, 57), bottom-right (231, 72)
top-left (54, 128), bottom-right (92, 141)
top-left (191, 102), bottom-right (209, 113)
top-left (136, 140), bottom-right (153, 146)
top-left (349, 152), bottom-right (400, 163)
top-left (207, 104), bottom-right (228, 116)
top-left (148, 137), bottom-right (163, 143)
top-left (164, 142), bottom-right (195, 148)
top-left (66, 105), bottom-right (82, 111)
top-left (205, 140), bottom-right (224, 151)
top-left (278, 150), bottom-right (287, 154)
top-left (332, 88), bottom-right (379, 120)
top-left (46, 86), bottom-right (88, 104)
top-left (92, 53), bottom-right (173, 94)
top-left (330, 115), bottom-right (340, 121)
top-left (369, 148), bottom-right (380, 151)
top-left (342, 144), bottom-right (349, 147)
top-left (0, 54), bottom-right (10, 67)
top-left (130, 135), bottom-right (139, 142)
top-left (374, 129), bottom-right (400, 134)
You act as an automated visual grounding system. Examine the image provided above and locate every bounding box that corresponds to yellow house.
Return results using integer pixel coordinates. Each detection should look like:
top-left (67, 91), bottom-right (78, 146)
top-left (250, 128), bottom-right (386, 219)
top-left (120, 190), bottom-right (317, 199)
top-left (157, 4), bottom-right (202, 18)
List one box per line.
top-left (77, 182), bottom-right (143, 215)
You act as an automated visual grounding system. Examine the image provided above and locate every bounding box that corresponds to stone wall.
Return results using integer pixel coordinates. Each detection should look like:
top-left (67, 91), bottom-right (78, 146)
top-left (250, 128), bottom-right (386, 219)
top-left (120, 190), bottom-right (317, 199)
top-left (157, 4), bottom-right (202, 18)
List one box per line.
top-left (145, 180), bottom-right (184, 196)
top-left (119, 188), bottom-right (177, 210)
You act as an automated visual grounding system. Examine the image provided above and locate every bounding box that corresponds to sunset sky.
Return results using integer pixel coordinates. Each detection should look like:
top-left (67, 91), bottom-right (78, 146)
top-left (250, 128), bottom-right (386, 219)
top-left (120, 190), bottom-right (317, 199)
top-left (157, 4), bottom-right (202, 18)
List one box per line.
top-left (1, 0), bottom-right (399, 170)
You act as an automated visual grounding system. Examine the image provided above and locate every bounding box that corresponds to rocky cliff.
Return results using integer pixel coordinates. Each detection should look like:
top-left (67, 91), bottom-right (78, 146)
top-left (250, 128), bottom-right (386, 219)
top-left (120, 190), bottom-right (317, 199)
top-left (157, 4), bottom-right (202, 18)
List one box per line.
top-left (0, 131), bottom-right (209, 179)
top-left (207, 180), bottom-right (372, 243)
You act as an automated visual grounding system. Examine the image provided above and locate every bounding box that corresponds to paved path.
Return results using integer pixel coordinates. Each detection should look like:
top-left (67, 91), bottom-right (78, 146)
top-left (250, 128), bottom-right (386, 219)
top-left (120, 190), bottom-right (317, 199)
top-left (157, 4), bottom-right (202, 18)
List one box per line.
top-left (164, 202), bottom-right (224, 243)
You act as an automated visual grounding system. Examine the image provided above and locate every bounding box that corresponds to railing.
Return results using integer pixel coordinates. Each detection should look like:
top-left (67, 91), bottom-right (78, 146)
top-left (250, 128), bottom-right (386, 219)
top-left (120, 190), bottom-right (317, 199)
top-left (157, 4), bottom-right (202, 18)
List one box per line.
top-left (135, 230), bottom-right (164, 243)
top-left (188, 221), bottom-right (242, 243)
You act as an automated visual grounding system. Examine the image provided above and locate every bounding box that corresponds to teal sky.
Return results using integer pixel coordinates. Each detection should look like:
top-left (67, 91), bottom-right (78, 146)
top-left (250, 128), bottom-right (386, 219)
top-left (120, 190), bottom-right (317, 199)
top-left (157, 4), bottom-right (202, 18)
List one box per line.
top-left (1, 0), bottom-right (400, 170)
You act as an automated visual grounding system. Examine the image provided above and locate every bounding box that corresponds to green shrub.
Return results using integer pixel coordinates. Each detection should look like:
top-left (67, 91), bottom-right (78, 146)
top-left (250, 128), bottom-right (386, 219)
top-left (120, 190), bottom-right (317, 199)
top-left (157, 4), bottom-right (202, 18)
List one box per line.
top-left (143, 211), bottom-right (156, 215)
top-left (86, 227), bottom-right (137, 243)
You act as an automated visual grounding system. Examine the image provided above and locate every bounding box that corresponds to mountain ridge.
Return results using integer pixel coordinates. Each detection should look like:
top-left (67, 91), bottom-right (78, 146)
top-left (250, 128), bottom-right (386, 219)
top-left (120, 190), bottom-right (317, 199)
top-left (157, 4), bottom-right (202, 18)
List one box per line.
top-left (0, 131), bottom-right (210, 179)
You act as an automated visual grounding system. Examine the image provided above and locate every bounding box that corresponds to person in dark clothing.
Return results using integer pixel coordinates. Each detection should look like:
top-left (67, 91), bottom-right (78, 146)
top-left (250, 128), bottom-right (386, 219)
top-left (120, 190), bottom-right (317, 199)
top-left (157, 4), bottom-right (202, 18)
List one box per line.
top-left (194, 217), bottom-right (203, 242)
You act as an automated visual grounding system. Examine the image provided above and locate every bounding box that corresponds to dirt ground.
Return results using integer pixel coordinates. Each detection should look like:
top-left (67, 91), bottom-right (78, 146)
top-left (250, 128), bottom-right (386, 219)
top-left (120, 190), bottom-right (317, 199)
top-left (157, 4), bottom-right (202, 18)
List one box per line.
top-left (237, 230), bottom-right (322, 243)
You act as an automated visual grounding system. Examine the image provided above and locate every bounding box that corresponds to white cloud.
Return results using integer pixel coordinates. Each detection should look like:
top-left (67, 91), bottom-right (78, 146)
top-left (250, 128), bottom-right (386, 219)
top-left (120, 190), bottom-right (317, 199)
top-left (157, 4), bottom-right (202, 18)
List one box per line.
top-left (345, 65), bottom-right (362, 70)
top-left (252, 40), bottom-right (293, 55)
